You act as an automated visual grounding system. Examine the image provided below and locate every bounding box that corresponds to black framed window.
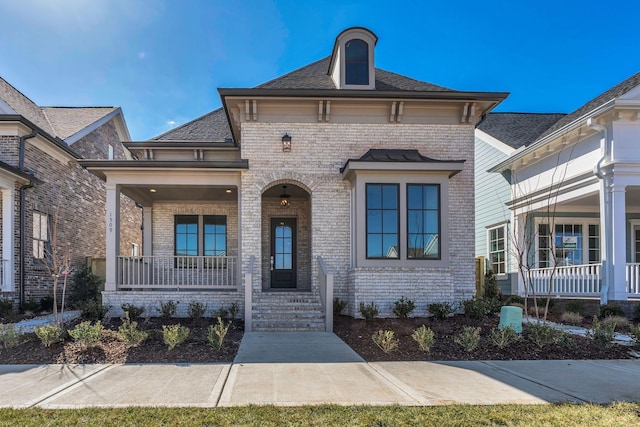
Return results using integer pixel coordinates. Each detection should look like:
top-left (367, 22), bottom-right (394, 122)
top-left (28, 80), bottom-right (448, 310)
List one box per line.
top-left (175, 215), bottom-right (198, 257)
top-left (407, 184), bottom-right (440, 259)
top-left (345, 39), bottom-right (369, 85)
top-left (366, 184), bottom-right (399, 258)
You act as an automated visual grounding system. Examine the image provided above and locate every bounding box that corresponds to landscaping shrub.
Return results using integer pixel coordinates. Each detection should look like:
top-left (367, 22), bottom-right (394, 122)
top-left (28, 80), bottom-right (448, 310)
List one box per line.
top-left (634, 304), bottom-right (640, 320)
top-left (587, 316), bottom-right (616, 348)
top-left (484, 270), bottom-right (501, 299)
top-left (333, 298), bottom-right (347, 316)
top-left (121, 304), bottom-right (144, 321)
top-left (22, 298), bottom-right (39, 313)
top-left (34, 324), bottom-right (63, 347)
top-left (454, 326), bottom-right (481, 352)
top-left (39, 296), bottom-right (54, 312)
top-left (463, 297), bottom-right (500, 319)
top-left (560, 312), bottom-right (583, 325)
top-left (601, 315), bottom-right (629, 329)
top-left (392, 297), bottom-right (415, 318)
top-left (214, 306), bottom-right (229, 320)
top-left (228, 302), bottom-right (240, 320)
top-left (69, 267), bottom-right (103, 306)
top-left (162, 324), bottom-right (189, 351)
top-left (630, 324), bottom-right (640, 346)
top-left (527, 323), bottom-right (560, 349)
top-left (0, 299), bottom-right (12, 317)
top-left (80, 300), bottom-right (111, 320)
top-left (536, 297), bottom-right (555, 311)
top-left (117, 312), bottom-right (147, 346)
top-left (68, 321), bottom-right (103, 349)
top-left (411, 325), bottom-right (435, 353)
top-left (187, 301), bottom-right (207, 321)
top-left (207, 317), bottom-right (230, 350)
top-left (490, 325), bottom-right (521, 349)
top-left (0, 324), bottom-right (21, 349)
top-left (505, 295), bottom-right (524, 306)
top-left (159, 300), bottom-right (178, 319)
top-left (564, 300), bottom-right (585, 316)
top-left (372, 330), bottom-right (399, 353)
top-left (428, 302), bottom-right (454, 320)
top-left (599, 303), bottom-right (624, 319)
top-left (359, 302), bottom-right (379, 320)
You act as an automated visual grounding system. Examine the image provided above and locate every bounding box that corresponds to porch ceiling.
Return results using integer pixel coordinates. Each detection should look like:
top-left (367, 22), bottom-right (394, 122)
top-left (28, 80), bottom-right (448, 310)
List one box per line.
top-left (122, 185), bottom-right (237, 204)
top-left (552, 186), bottom-right (640, 210)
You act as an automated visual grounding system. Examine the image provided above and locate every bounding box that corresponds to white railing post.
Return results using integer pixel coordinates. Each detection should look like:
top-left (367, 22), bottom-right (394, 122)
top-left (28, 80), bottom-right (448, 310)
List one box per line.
top-left (244, 256), bottom-right (254, 332)
top-left (318, 256), bottom-right (334, 333)
top-left (627, 263), bottom-right (640, 296)
top-left (529, 263), bottom-right (602, 297)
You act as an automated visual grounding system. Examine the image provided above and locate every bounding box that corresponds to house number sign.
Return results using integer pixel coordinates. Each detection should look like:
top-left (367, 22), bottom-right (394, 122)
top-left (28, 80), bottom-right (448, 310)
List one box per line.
top-left (108, 212), bottom-right (113, 233)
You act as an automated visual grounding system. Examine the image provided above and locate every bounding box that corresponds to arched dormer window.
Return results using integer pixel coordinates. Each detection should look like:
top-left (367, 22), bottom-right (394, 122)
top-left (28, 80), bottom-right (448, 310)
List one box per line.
top-left (345, 39), bottom-right (369, 85)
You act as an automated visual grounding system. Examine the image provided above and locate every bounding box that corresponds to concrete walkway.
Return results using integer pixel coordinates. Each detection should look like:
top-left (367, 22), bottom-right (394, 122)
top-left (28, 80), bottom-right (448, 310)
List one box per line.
top-left (1, 332), bottom-right (639, 408)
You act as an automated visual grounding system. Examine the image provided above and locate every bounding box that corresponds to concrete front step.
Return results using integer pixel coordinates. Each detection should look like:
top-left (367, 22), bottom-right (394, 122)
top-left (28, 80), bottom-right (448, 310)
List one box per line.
top-left (252, 321), bottom-right (326, 332)
top-left (252, 291), bottom-right (326, 332)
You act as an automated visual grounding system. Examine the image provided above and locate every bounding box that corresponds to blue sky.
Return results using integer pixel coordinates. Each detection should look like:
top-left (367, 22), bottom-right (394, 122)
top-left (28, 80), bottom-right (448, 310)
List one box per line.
top-left (1, 0), bottom-right (639, 140)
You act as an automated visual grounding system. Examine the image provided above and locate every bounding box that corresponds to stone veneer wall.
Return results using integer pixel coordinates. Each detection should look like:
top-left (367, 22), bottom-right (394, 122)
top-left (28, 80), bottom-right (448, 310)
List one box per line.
top-left (0, 120), bottom-right (142, 304)
top-left (240, 122), bottom-right (475, 317)
top-left (261, 196), bottom-right (311, 290)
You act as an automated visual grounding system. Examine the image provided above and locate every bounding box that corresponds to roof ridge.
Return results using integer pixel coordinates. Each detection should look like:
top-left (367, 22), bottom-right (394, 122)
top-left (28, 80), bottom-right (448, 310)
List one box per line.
top-left (0, 76), bottom-right (41, 109)
top-left (42, 105), bottom-right (117, 109)
top-left (152, 107), bottom-right (225, 140)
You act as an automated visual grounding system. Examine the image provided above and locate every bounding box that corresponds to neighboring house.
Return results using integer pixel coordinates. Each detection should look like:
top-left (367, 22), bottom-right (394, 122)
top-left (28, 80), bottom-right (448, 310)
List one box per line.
top-left (0, 77), bottom-right (141, 309)
top-left (483, 71), bottom-right (640, 305)
top-left (81, 27), bottom-right (507, 331)
top-left (474, 112), bottom-right (565, 295)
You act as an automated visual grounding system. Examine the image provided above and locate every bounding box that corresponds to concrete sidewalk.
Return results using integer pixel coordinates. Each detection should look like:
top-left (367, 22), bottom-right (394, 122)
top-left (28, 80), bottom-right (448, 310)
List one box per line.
top-left (1, 332), bottom-right (639, 408)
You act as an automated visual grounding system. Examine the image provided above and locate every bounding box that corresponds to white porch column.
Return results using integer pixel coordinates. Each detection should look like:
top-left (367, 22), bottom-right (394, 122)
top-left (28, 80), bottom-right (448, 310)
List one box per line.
top-left (609, 183), bottom-right (628, 301)
top-left (512, 212), bottom-right (526, 296)
top-left (142, 206), bottom-right (152, 256)
top-left (1, 188), bottom-right (14, 291)
top-left (105, 184), bottom-right (121, 291)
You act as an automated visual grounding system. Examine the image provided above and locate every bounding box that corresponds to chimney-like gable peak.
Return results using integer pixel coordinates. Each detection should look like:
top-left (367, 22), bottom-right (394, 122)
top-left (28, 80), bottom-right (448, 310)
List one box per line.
top-left (328, 27), bottom-right (378, 90)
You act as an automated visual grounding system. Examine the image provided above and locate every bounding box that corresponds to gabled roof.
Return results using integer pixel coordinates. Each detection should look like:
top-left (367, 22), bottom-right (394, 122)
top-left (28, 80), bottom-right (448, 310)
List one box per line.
top-left (153, 108), bottom-right (232, 141)
top-left (42, 107), bottom-right (117, 140)
top-left (478, 113), bottom-right (566, 149)
top-left (536, 70), bottom-right (640, 141)
top-left (257, 57), bottom-right (453, 92)
top-left (0, 77), bottom-right (55, 134)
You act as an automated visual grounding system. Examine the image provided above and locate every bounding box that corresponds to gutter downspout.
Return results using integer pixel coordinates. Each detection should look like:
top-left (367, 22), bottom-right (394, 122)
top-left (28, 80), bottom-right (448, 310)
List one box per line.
top-left (587, 118), bottom-right (610, 304)
top-left (18, 129), bottom-right (38, 310)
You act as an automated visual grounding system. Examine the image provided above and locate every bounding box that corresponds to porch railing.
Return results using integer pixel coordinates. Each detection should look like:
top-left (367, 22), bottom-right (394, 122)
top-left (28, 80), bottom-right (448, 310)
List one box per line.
top-left (626, 263), bottom-right (640, 296)
top-left (530, 263), bottom-right (601, 296)
top-left (317, 256), bottom-right (334, 333)
top-left (117, 256), bottom-right (237, 290)
top-left (0, 259), bottom-right (7, 288)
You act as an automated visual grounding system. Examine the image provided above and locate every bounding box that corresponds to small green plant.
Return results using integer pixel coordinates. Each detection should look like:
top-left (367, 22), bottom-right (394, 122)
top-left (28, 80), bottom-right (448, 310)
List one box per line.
top-left (333, 298), bottom-right (347, 316)
top-left (601, 315), bottom-right (629, 329)
top-left (564, 300), bottom-right (586, 316)
top-left (463, 297), bottom-right (500, 319)
top-left (630, 324), bottom-right (640, 346)
top-left (411, 325), bottom-right (435, 353)
top-left (70, 267), bottom-right (103, 306)
top-left (159, 300), bottom-right (178, 319)
top-left (490, 325), bottom-right (522, 349)
top-left (68, 321), bottom-right (103, 349)
top-left (121, 304), bottom-right (145, 321)
top-left (372, 330), bottom-right (399, 354)
top-left (22, 298), bottom-right (39, 313)
top-left (560, 311), bottom-right (583, 325)
top-left (207, 317), bottom-right (230, 350)
top-left (187, 301), bottom-right (207, 321)
top-left (536, 297), bottom-right (555, 312)
top-left (453, 326), bottom-right (481, 352)
top-left (359, 302), bottom-right (379, 320)
top-left (34, 324), bottom-right (63, 347)
top-left (162, 324), bottom-right (189, 351)
top-left (80, 300), bottom-right (111, 320)
top-left (599, 303), bottom-right (624, 319)
top-left (526, 323), bottom-right (560, 349)
top-left (0, 299), bottom-right (13, 317)
top-left (588, 316), bottom-right (616, 348)
top-left (392, 297), bottom-right (415, 318)
top-left (0, 324), bottom-right (22, 349)
top-left (117, 312), bottom-right (148, 346)
top-left (214, 306), bottom-right (229, 320)
top-left (39, 296), bottom-right (55, 311)
top-left (228, 302), bottom-right (240, 320)
top-left (505, 295), bottom-right (524, 305)
top-left (428, 302), bottom-right (454, 320)
top-left (634, 304), bottom-right (640, 320)
top-left (484, 270), bottom-right (501, 299)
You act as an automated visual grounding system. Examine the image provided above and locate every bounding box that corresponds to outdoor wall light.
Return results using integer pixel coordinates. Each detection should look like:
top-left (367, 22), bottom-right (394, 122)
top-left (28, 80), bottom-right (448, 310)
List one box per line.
top-left (149, 188), bottom-right (157, 193)
top-left (225, 188), bottom-right (232, 193)
top-left (279, 185), bottom-right (290, 207)
top-left (282, 133), bottom-right (292, 152)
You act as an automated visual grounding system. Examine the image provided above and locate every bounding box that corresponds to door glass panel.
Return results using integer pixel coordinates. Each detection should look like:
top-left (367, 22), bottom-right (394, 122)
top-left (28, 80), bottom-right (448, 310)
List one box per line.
top-left (275, 225), bottom-right (292, 270)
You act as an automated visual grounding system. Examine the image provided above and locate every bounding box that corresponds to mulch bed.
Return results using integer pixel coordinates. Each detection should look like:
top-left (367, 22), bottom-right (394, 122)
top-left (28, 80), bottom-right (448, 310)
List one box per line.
top-left (0, 317), bottom-right (243, 364)
top-left (333, 314), bottom-right (636, 362)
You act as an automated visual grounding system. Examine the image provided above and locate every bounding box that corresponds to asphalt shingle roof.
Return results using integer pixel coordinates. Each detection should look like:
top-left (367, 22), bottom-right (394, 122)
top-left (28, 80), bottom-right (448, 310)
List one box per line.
top-left (153, 108), bottom-right (232, 141)
top-left (536, 71), bottom-right (640, 141)
top-left (478, 113), bottom-right (566, 149)
top-left (0, 77), bottom-right (55, 135)
top-left (42, 107), bottom-right (116, 140)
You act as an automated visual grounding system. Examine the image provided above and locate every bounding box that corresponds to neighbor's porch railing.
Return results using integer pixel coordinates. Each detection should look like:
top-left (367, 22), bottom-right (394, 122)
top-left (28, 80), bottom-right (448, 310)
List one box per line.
top-left (0, 259), bottom-right (7, 288)
top-left (117, 256), bottom-right (237, 290)
top-left (626, 263), bottom-right (640, 296)
top-left (530, 263), bottom-right (601, 296)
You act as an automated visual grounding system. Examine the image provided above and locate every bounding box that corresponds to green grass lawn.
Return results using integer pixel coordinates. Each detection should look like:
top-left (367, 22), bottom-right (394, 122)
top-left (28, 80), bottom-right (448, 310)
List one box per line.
top-left (0, 403), bottom-right (639, 426)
